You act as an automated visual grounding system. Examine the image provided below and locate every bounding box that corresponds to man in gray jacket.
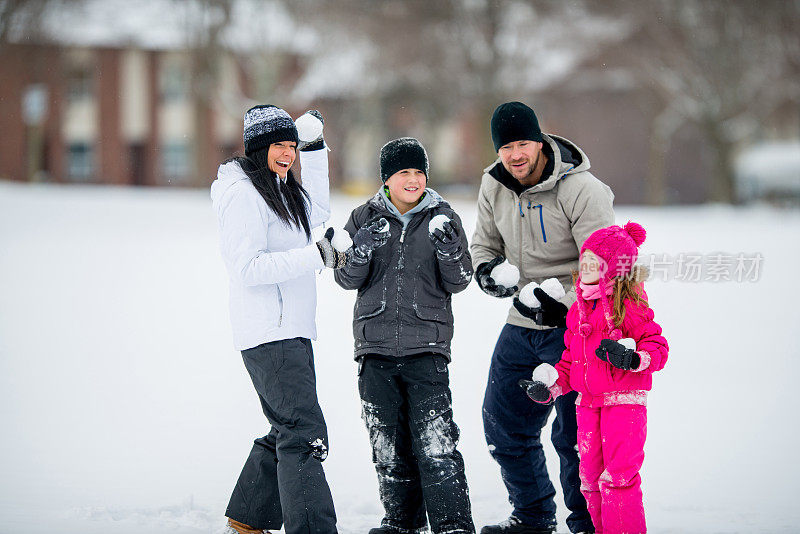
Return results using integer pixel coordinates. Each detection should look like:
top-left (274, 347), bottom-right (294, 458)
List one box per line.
top-left (471, 102), bottom-right (614, 534)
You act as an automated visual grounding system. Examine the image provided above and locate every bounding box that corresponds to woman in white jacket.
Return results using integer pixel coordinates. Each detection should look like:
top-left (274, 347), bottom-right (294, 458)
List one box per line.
top-left (210, 105), bottom-right (344, 534)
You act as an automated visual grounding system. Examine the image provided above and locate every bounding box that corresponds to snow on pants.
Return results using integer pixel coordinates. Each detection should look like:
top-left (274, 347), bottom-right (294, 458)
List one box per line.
top-left (482, 324), bottom-right (593, 533)
top-left (358, 353), bottom-right (475, 534)
top-left (576, 404), bottom-right (647, 534)
top-left (226, 337), bottom-right (337, 534)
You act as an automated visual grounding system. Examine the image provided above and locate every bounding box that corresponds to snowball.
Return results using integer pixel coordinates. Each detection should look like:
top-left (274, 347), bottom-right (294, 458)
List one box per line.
top-left (295, 113), bottom-right (323, 142)
top-left (428, 214), bottom-right (451, 235)
top-left (619, 337), bottom-right (637, 351)
top-left (377, 218), bottom-right (390, 233)
top-left (490, 261), bottom-right (520, 288)
top-left (532, 363), bottom-right (558, 387)
top-left (518, 278), bottom-right (565, 308)
top-left (539, 278), bottom-right (566, 300)
top-left (330, 228), bottom-right (353, 252)
top-left (518, 282), bottom-right (541, 308)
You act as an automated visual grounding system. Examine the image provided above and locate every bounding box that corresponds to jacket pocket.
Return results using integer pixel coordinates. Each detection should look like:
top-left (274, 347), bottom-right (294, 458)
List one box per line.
top-left (413, 304), bottom-right (454, 344)
top-left (355, 283), bottom-right (387, 320)
top-left (354, 284), bottom-right (387, 343)
top-left (411, 392), bottom-right (459, 457)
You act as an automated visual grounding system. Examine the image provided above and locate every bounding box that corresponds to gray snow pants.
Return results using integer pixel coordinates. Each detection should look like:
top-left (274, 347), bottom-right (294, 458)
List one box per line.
top-left (226, 337), bottom-right (337, 534)
top-left (358, 353), bottom-right (475, 534)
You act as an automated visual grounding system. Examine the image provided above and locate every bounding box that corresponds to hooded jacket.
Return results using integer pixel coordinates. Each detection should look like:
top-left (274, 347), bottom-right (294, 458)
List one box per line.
top-left (470, 133), bottom-right (615, 330)
top-left (334, 188), bottom-right (473, 360)
top-left (555, 281), bottom-right (669, 407)
top-left (210, 149), bottom-right (330, 350)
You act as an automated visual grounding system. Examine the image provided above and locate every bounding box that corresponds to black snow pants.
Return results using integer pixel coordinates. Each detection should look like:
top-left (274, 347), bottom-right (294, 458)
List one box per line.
top-left (226, 337), bottom-right (337, 534)
top-left (358, 353), bottom-right (475, 534)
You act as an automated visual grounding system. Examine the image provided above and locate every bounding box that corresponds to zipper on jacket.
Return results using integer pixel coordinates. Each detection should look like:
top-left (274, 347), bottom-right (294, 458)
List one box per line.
top-left (535, 204), bottom-right (547, 243)
top-left (397, 223), bottom-right (406, 354)
top-left (277, 285), bottom-right (283, 327)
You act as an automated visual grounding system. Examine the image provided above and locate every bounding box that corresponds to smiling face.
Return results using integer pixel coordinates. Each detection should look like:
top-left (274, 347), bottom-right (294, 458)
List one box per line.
top-left (384, 168), bottom-right (427, 214)
top-left (498, 140), bottom-right (544, 186)
top-left (580, 250), bottom-right (605, 284)
top-left (267, 141), bottom-right (297, 179)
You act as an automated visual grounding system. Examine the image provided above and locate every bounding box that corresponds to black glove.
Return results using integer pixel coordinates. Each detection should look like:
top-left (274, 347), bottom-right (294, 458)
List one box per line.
top-left (512, 287), bottom-right (568, 328)
top-left (595, 339), bottom-right (640, 370)
top-left (316, 227), bottom-right (348, 269)
top-left (518, 379), bottom-right (554, 404)
top-left (476, 255), bottom-right (518, 298)
top-left (352, 217), bottom-right (391, 261)
top-left (296, 110), bottom-right (325, 151)
top-left (430, 220), bottom-right (462, 259)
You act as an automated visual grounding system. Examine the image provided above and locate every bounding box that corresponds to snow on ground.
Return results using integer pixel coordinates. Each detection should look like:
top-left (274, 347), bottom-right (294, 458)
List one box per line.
top-left (1, 180), bottom-right (799, 533)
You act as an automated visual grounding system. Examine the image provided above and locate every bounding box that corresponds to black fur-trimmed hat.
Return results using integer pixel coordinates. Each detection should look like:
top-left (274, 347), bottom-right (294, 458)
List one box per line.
top-left (379, 137), bottom-right (429, 182)
top-left (490, 101), bottom-right (543, 151)
top-left (243, 104), bottom-right (299, 155)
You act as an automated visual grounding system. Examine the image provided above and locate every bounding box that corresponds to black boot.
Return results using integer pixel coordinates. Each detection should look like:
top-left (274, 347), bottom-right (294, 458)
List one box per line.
top-left (480, 516), bottom-right (555, 534)
top-left (368, 527), bottom-right (427, 534)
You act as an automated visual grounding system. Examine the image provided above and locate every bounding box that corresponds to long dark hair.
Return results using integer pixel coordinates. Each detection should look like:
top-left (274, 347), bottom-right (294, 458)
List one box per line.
top-left (226, 148), bottom-right (311, 239)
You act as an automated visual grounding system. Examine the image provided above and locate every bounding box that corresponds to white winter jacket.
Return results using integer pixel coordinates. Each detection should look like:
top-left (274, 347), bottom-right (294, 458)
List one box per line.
top-left (210, 150), bottom-right (330, 350)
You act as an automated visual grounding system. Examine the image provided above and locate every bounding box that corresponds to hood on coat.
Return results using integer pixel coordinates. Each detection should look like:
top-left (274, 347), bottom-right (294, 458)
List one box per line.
top-left (485, 133), bottom-right (590, 196)
top-left (210, 160), bottom-right (249, 214)
top-left (365, 187), bottom-right (447, 216)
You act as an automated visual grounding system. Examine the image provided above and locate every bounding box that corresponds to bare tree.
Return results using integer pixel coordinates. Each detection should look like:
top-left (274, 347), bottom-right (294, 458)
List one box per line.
top-left (184, 0), bottom-right (234, 185)
top-left (588, 0), bottom-right (800, 203)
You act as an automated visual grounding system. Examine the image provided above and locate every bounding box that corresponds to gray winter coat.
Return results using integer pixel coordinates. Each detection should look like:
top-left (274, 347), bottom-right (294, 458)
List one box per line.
top-left (471, 133), bottom-right (615, 330)
top-left (335, 189), bottom-right (473, 360)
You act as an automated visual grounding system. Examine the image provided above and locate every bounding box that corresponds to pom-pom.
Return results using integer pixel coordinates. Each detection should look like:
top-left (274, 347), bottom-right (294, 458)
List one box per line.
top-left (623, 221), bottom-right (646, 247)
top-left (579, 323), bottom-right (593, 337)
top-left (609, 328), bottom-right (623, 341)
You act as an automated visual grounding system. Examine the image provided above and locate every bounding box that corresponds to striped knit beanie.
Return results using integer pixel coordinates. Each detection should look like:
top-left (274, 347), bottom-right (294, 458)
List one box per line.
top-left (243, 105), bottom-right (298, 155)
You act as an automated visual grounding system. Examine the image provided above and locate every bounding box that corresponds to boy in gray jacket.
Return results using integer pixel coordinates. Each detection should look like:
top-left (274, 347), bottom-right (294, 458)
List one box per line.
top-left (335, 138), bottom-right (475, 534)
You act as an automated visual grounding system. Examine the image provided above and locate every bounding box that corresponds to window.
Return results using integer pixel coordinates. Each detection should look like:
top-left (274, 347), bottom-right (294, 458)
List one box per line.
top-left (66, 67), bottom-right (94, 103)
top-left (159, 62), bottom-right (189, 103)
top-left (161, 142), bottom-right (191, 183)
top-left (67, 143), bottom-right (94, 181)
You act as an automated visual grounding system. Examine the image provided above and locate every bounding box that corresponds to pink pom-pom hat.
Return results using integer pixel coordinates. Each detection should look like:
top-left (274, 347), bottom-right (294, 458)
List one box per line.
top-left (576, 221), bottom-right (647, 338)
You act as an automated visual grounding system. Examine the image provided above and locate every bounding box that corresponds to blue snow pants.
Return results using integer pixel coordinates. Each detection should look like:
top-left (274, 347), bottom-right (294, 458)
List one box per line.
top-left (482, 324), bottom-right (593, 533)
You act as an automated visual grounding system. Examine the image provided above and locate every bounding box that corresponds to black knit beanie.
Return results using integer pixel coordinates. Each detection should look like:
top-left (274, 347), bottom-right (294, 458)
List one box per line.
top-left (490, 101), bottom-right (543, 151)
top-left (243, 104), bottom-right (299, 155)
top-left (379, 137), bottom-right (429, 182)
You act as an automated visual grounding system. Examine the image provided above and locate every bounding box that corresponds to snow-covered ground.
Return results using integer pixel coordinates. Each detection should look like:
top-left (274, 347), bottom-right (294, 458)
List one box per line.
top-left (1, 180), bottom-right (799, 533)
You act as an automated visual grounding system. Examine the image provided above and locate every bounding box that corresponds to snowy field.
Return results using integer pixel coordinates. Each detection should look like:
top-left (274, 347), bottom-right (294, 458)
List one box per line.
top-left (1, 180), bottom-right (799, 534)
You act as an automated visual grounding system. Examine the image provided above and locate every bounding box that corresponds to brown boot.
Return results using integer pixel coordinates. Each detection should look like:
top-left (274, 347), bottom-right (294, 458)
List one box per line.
top-left (225, 517), bottom-right (270, 534)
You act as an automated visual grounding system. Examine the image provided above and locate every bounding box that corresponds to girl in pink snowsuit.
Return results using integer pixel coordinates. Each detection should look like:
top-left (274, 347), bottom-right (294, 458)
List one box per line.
top-left (522, 221), bottom-right (668, 534)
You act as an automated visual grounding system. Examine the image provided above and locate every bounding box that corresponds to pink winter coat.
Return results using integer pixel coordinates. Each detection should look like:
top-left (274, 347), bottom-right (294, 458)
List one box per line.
top-left (555, 292), bottom-right (668, 407)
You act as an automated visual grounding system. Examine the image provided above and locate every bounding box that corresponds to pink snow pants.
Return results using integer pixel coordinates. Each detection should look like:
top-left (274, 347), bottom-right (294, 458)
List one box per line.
top-left (576, 404), bottom-right (647, 534)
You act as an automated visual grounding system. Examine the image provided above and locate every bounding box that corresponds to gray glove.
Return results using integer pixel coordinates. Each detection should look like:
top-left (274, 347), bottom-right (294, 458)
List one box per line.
top-left (352, 217), bottom-right (391, 262)
top-left (316, 227), bottom-right (348, 269)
